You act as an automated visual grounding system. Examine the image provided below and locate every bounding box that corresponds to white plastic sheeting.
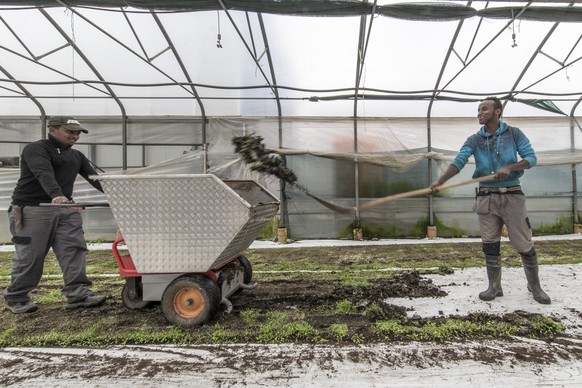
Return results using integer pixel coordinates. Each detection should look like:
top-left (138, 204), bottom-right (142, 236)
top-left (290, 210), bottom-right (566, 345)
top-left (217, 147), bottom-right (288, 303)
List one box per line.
top-left (0, 3), bottom-right (581, 117)
top-left (0, 2), bottom-right (581, 241)
top-left (3, 114), bottom-right (580, 241)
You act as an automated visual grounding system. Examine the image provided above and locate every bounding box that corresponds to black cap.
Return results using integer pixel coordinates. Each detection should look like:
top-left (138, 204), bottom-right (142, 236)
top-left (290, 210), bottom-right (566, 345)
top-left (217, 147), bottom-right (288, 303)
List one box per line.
top-left (47, 116), bottom-right (88, 133)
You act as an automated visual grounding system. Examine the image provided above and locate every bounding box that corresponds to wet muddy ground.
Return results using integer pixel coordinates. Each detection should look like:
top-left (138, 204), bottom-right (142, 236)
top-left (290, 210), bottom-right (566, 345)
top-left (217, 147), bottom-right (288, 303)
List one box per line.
top-left (1, 239), bottom-right (581, 386)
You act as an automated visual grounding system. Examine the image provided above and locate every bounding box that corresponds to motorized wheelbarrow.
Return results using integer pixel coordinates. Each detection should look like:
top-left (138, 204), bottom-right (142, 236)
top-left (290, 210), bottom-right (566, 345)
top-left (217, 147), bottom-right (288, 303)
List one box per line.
top-left (94, 174), bottom-right (279, 328)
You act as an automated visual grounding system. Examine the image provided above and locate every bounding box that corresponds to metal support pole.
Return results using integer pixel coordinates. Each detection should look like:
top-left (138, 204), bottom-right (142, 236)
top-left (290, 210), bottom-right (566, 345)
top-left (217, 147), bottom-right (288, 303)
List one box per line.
top-left (571, 117), bottom-right (579, 224)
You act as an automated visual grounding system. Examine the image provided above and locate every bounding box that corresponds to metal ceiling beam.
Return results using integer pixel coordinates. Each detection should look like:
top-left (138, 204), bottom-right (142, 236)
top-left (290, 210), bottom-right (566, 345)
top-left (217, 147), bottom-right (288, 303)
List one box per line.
top-left (0, 64), bottom-right (46, 134)
top-left (515, 54), bottom-right (582, 100)
top-left (425, 1), bottom-right (470, 227)
top-left (257, 13), bottom-right (281, 124)
top-left (44, 6), bottom-right (125, 116)
top-left (503, 2), bottom-right (578, 112)
top-left (472, 0), bottom-right (582, 2)
top-left (216, 0), bottom-right (279, 100)
top-left (349, 1), bottom-right (377, 221)
top-left (51, 4), bottom-right (211, 168)
top-left (255, 12), bottom-right (291, 229)
top-left (351, 14), bottom-right (368, 220)
top-left (41, 5), bottom-right (130, 169)
top-left (150, 11), bottom-right (208, 169)
top-left (2, 10), bottom-right (107, 133)
top-left (0, 44), bottom-right (113, 96)
top-left (150, 12), bottom-right (205, 109)
top-left (66, 8), bottom-right (199, 97)
top-left (439, 2), bottom-right (533, 91)
top-left (503, 24), bottom-right (561, 108)
top-left (214, 1), bottom-right (291, 227)
top-left (121, 9), bottom-right (149, 60)
top-left (572, 96), bottom-right (582, 117)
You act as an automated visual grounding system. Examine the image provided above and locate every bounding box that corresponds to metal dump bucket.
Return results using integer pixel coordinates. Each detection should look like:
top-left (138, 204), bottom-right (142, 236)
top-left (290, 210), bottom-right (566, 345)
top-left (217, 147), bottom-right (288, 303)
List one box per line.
top-left (95, 174), bottom-right (279, 273)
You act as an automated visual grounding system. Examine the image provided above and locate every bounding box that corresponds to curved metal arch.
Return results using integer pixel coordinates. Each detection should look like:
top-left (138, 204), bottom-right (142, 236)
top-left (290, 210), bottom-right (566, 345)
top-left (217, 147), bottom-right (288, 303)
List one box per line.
top-left (212, 3), bottom-right (291, 223)
top-left (425, 9), bottom-right (469, 226)
top-left (41, 5), bottom-right (130, 168)
top-left (255, 12), bottom-right (291, 228)
top-left (52, 3), bottom-right (212, 169)
top-left (571, 96), bottom-right (582, 118)
top-left (216, 0), bottom-right (280, 102)
top-left (41, 7), bottom-right (126, 116)
top-left (439, 3), bottom-right (533, 92)
top-left (256, 13), bottom-right (282, 128)
top-left (65, 7), bottom-right (199, 98)
top-left (502, 14), bottom-right (581, 231)
top-left (150, 12), bottom-right (208, 168)
top-left (503, 22), bottom-right (562, 111)
top-left (0, 63), bottom-right (46, 135)
top-left (257, 14), bottom-right (281, 116)
top-left (149, 12), bottom-right (206, 117)
top-left (211, 3), bottom-right (289, 225)
top-left (0, 44), bottom-right (113, 97)
top-left (351, 1), bottom-right (378, 219)
top-left (0, 13), bottom-right (47, 134)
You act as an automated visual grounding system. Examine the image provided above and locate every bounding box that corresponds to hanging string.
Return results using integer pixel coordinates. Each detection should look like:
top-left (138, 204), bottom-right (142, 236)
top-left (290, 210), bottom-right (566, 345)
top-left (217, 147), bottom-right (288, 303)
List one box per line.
top-left (216, 11), bottom-right (222, 48)
top-left (510, 9), bottom-right (518, 48)
top-left (67, 7), bottom-right (76, 100)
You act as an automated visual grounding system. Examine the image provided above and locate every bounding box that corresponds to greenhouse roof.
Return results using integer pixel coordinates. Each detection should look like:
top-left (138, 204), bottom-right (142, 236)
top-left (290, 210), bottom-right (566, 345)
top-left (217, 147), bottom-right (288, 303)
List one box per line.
top-left (0, 1), bottom-right (581, 119)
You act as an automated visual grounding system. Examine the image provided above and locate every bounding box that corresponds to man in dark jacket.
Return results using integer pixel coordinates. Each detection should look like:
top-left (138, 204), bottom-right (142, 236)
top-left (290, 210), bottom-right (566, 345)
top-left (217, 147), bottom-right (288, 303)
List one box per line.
top-left (429, 97), bottom-right (551, 305)
top-left (3, 116), bottom-right (106, 313)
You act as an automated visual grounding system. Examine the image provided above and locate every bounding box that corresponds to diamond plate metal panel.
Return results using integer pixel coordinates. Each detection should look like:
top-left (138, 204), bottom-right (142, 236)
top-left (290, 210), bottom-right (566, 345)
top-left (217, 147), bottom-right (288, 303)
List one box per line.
top-left (96, 174), bottom-right (279, 273)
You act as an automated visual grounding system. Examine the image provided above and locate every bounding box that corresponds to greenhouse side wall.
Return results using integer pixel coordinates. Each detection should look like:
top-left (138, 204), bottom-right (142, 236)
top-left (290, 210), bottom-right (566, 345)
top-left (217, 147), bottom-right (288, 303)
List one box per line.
top-left (0, 116), bottom-right (580, 242)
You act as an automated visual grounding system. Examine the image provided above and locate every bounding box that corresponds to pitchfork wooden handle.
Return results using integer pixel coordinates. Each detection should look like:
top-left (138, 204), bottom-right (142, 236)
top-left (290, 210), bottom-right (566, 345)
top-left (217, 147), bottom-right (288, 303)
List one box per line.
top-left (358, 174), bottom-right (497, 212)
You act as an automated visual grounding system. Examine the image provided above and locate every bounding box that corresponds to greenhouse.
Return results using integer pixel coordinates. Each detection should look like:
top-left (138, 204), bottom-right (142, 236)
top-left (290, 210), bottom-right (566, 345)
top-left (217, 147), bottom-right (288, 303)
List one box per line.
top-left (0, 0), bottom-right (581, 242)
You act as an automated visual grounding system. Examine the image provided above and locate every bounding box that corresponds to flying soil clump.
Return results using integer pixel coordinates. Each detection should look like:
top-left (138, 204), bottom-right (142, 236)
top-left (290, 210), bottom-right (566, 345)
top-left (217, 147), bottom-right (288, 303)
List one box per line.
top-left (232, 133), bottom-right (355, 214)
top-left (232, 134), bottom-right (297, 184)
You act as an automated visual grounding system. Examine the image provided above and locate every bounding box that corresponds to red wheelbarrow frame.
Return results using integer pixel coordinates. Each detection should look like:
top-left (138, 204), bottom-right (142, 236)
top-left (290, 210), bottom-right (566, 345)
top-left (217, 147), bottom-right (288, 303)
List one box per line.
top-left (111, 236), bottom-right (223, 282)
top-left (111, 236), bottom-right (254, 327)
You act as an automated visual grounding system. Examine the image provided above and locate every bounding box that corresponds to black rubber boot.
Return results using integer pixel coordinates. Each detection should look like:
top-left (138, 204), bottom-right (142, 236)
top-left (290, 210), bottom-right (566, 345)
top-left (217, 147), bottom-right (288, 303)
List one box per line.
top-left (520, 248), bottom-right (551, 305)
top-left (479, 255), bottom-right (504, 301)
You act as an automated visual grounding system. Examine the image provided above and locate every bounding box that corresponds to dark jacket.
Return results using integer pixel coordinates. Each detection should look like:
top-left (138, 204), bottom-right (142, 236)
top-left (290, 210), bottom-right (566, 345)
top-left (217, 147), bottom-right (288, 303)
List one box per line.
top-left (11, 135), bottom-right (103, 206)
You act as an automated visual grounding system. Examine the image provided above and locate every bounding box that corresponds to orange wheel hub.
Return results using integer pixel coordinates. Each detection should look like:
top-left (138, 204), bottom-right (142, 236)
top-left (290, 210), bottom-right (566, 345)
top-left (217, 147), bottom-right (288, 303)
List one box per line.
top-left (173, 288), bottom-right (204, 317)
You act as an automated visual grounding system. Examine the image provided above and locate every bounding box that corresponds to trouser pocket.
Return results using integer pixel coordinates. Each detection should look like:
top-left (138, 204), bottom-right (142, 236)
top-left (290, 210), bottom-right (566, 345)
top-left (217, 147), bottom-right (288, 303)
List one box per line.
top-left (473, 195), bottom-right (491, 215)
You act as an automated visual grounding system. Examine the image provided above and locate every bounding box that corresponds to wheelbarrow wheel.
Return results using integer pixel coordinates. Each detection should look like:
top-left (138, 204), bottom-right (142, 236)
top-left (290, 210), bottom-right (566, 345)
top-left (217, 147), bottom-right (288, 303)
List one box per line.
top-left (161, 275), bottom-right (220, 328)
top-left (238, 255), bottom-right (253, 284)
top-left (121, 279), bottom-right (152, 310)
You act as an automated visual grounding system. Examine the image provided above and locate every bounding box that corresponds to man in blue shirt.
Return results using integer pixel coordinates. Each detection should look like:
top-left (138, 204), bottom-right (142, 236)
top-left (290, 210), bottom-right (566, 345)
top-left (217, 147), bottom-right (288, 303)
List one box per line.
top-left (430, 97), bottom-right (551, 305)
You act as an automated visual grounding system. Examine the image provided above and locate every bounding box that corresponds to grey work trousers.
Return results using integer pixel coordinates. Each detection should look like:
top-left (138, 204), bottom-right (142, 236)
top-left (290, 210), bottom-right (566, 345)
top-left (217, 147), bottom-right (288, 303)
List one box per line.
top-left (3, 205), bottom-right (94, 304)
top-left (474, 192), bottom-right (534, 253)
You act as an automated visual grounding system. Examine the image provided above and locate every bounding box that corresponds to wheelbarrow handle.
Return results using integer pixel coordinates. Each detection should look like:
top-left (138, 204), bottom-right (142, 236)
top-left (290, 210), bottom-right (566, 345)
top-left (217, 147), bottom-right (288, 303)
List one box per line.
top-left (359, 174), bottom-right (497, 212)
top-left (39, 202), bottom-right (110, 208)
